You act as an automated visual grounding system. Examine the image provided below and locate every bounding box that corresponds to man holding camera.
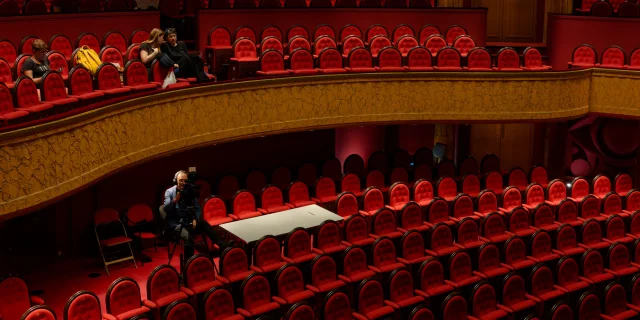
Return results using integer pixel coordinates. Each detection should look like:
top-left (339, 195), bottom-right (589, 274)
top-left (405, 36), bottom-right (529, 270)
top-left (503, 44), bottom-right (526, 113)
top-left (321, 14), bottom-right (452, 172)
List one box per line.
top-left (163, 170), bottom-right (220, 261)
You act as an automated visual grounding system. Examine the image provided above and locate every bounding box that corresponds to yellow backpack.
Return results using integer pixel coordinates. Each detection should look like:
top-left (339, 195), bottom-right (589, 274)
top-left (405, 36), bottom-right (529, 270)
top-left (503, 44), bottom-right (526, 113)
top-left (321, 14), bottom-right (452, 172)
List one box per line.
top-left (74, 45), bottom-right (102, 75)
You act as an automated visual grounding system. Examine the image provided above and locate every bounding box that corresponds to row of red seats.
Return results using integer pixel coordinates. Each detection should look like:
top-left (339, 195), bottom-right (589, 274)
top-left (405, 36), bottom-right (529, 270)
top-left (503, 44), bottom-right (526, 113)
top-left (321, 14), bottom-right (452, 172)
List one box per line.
top-left (569, 44), bottom-right (640, 70)
top-left (576, 0), bottom-right (640, 17)
top-left (209, 0), bottom-right (435, 9)
top-left (0, 59), bottom-right (192, 125)
top-left (0, 0), bottom-right (134, 15)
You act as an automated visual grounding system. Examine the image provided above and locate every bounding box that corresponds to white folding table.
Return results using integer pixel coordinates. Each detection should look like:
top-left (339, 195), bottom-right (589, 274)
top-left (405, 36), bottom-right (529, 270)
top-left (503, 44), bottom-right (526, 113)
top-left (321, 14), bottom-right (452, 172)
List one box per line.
top-left (219, 204), bottom-right (343, 243)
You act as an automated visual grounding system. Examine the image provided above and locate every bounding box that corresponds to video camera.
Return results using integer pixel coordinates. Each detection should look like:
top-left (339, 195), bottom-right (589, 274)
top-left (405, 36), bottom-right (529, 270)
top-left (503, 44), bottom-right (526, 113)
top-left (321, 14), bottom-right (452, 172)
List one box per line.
top-left (177, 171), bottom-right (202, 206)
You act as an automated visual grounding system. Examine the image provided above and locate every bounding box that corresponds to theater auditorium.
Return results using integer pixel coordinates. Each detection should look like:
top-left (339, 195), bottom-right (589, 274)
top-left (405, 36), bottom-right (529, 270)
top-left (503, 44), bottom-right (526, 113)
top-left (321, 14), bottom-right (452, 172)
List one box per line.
top-left (1, 0), bottom-right (640, 319)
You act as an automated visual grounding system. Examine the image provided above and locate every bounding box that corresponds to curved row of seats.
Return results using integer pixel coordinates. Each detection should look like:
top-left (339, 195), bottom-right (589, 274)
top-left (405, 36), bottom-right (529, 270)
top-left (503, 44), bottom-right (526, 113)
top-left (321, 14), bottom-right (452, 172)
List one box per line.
top-left (0, 0), bottom-right (136, 15)
top-left (569, 44), bottom-right (640, 70)
top-left (576, 0), bottom-right (640, 17)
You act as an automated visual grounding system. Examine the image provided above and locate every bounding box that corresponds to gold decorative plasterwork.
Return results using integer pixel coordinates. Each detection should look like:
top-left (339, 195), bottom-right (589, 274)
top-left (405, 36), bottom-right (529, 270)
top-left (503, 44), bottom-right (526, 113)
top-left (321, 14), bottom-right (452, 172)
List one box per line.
top-left (2, 68), bottom-right (633, 217)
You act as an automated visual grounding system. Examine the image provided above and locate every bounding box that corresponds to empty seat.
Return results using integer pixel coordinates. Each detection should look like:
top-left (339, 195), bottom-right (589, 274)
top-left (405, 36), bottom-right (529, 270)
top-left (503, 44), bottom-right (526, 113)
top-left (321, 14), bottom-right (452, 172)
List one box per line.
top-left (387, 182), bottom-right (409, 210)
top-left (353, 279), bottom-right (395, 320)
top-left (531, 204), bottom-right (557, 232)
top-left (307, 254), bottom-right (345, 294)
top-left (398, 202), bottom-right (428, 233)
top-left (341, 173), bottom-right (363, 196)
top-left (528, 230), bottom-right (561, 264)
top-left (272, 264), bottom-right (314, 306)
top-left (425, 198), bottom-right (453, 226)
top-left (64, 291), bottom-right (102, 320)
top-left (345, 47), bottom-right (375, 73)
top-left (452, 194), bottom-right (479, 223)
top-left (183, 254), bottom-right (226, 296)
top-left (604, 214), bottom-right (634, 244)
top-left (344, 154), bottom-right (366, 178)
top-left (385, 268), bottom-right (425, 311)
top-left (603, 192), bottom-right (627, 218)
top-left (528, 264), bottom-right (566, 313)
top-left (339, 246), bottom-right (376, 284)
top-left (579, 195), bottom-right (606, 222)
top-left (0, 82), bottom-right (28, 123)
top-left (219, 246), bottom-right (253, 285)
top-left (606, 242), bottom-right (639, 280)
top-left (48, 35), bottom-right (73, 61)
top-left (288, 181), bottom-right (316, 208)
top-left (339, 24), bottom-right (362, 43)
top-left (246, 171), bottom-right (267, 196)
top-left (147, 265), bottom-right (192, 317)
top-left (370, 237), bottom-right (406, 274)
top-left (20, 306), bottom-right (56, 320)
top-left (500, 273), bottom-right (538, 317)
top-left (283, 228), bottom-right (318, 264)
top-left (96, 63), bottom-right (132, 95)
top-left (452, 35), bottom-right (475, 58)
top-left (396, 35), bottom-right (419, 57)
top-left (554, 224), bottom-right (585, 257)
top-left (76, 33), bottom-right (100, 53)
top-left (40, 71), bottom-right (78, 107)
top-left (480, 212), bottom-right (511, 245)
top-left (288, 48), bottom-right (318, 75)
top-left (0, 0), bottom-right (20, 16)
top-left (436, 177), bottom-right (457, 202)
top-left (23, 0), bottom-right (48, 14)
top-left (341, 35), bottom-right (365, 56)
top-left (465, 47), bottom-right (492, 71)
top-left (445, 25), bottom-right (467, 45)
top-left (413, 180), bottom-right (434, 207)
top-left (501, 186), bottom-right (522, 213)
top-left (358, 187), bottom-right (384, 216)
top-left (366, 25), bottom-right (388, 43)
top-left (313, 220), bottom-right (347, 255)
top-left (218, 175), bottom-right (240, 201)
top-left (366, 169), bottom-right (388, 191)
top-left (123, 61), bottom-right (158, 91)
top-left (476, 243), bottom-right (511, 281)
top-left (523, 183), bottom-right (545, 210)
top-left (600, 45), bottom-right (627, 69)
top-left (236, 275), bottom-right (280, 318)
top-left (469, 281), bottom-right (510, 319)
top-left (475, 190), bottom-right (498, 217)
top-left (423, 34), bottom-right (446, 58)
top-left (314, 176), bottom-right (338, 204)
top-left (14, 76), bottom-right (54, 116)
top-left (503, 236), bottom-right (536, 271)
top-left (103, 31), bottom-right (127, 55)
top-left (229, 38), bottom-right (258, 79)
top-left (581, 248), bottom-right (615, 288)
top-left (418, 25), bottom-right (440, 44)
top-left (614, 173), bottom-right (633, 196)
top-left (461, 174), bottom-right (481, 198)
top-left (505, 207), bottom-right (535, 237)
top-left (370, 208), bottom-right (403, 239)
top-left (508, 168), bottom-right (528, 191)
top-left (570, 177), bottom-right (590, 202)
top-left (578, 218), bottom-right (609, 251)
top-left (398, 230), bottom-right (430, 267)
top-left (569, 44), bottom-right (597, 69)
top-left (425, 222), bottom-right (464, 258)
top-left (369, 35), bottom-right (392, 58)
top-left (0, 277), bottom-right (45, 320)
top-left (493, 47), bottom-right (522, 71)
top-left (601, 283), bottom-right (638, 319)
top-left (231, 190), bottom-right (261, 220)
top-left (234, 26), bottom-right (256, 42)
top-left (317, 47), bottom-right (346, 74)
top-left (555, 257), bottom-right (590, 299)
top-left (455, 218), bottom-right (487, 250)
top-left (594, 175), bottom-right (613, 199)
top-left (321, 291), bottom-right (351, 319)
top-left (434, 47), bottom-right (462, 70)
top-left (67, 67), bottom-right (103, 100)
top-left (259, 37), bottom-right (284, 55)
top-left (251, 235), bottom-right (286, 273)
top-left (522, 47), bottom-right (551, 70)
top-left (376, 46), bottom-right (405, 71)
top-left (447, 251), bottom-right (485, 292)
top-left (104, 277), bottom-right (155, 320)
top-left (202, 287), bottom-right (243, 320)
top-left (259, 26), bottom-right (283, 42)
top-left (259, 185), bottom-right (292, 214)
top-left (485, 171), bottom-right (504, 194)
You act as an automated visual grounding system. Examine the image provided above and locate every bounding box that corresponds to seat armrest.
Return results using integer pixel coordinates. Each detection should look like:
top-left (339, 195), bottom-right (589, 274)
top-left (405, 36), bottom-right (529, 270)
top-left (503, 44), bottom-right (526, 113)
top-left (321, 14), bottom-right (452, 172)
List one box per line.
top-left (341, 241), bottom-right (353, 247)
top-left (30, 296), bottom-right (44, 305)
top-left (311, 197), bottom-right (322, 203)
top-left (579, 276), bottom-right (594, 284)
top-left (352, 312), bottom-right (368, 320)
top-left (285, 203), bottom-right (295, 209)
top-left (102, 313), bottom-right (117, 320)
top-left (454, 243), bottom-right (466, 249)
top-left (603, 238), bottom-right (614, 244)
top-left (306, 285), bottom-right (320, 293)
top-left (229, 214), bottom-right (240, 220)
top-left (369, 233), bottom-right (380, 239)
top-left (450, 217), bottom-right (461, 223)
top-left (250, 265), bottom-right (263, 273)
top-left (524, 294), bottom-right (541, 303)
top-left (578, 243), bottom-right (590, 250)
top-left (384, 300), bottom-right (400, 309)
top-left (180, 287), bottom-right (194, 296)
top-left (217, 276), bottom-right (230, 284)
top-left (605, 268), bottom-right (620, 277)
top-left (397, 227), bottom-right (408, 233)
top-left (415, 289), bottom-right (429, 299)
top-left (601, 315), bottom-right (618, 320)
top-left (368, 265), bottom-right (382, 273)
top-left (312, 248), bottom-right (324, 254)
top-left (142, 300), bottom-right (157, 309)
top-left (631, 262), bottom-right (640, 269)
top-left (272, 296), bottom-right (287, 305)
top-left (236, 308), bottom-right (252, 317)
top-left (500, 263), bottom-right (515, 271)
top-left (527, 256), bottom-right (540, 263)
top-left (498, 208), bottom-right (509, 213)
top-left (473, 271), bottom-right (488, 279)
top-left (358, 210), bottom-right (371, 216)
top-left (444, 280), bottom-right (459, 288)
top-left (338, 275), bottom-right (351, 283)
top-left (257, 208), bottom-right (267, 214)
top-left (479, 236), bottom-right (491, 242)
top-left (628, 304), bottom-right (640, 313)
top-left (497, 304), bottom-right (514, 314)
top-left (552, 249), bottom-right (565, 256)
top-left (282, 256), bottom-right (295, 264)
top-left (425, 249), bottom-right (438, 256)
top-left (468, 317), bottom-right (481, 320)
top-left (385, 205), bottom-right (395, 211)
top-left (398, 257), bottom-right (411, 265)
top-left (553, 285), bottom-right (569, 293)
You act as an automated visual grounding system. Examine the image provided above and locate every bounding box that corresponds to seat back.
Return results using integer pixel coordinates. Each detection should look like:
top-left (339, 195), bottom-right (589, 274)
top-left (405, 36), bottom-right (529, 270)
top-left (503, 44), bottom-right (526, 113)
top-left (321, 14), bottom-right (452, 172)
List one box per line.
top-left (0, 0), bottom-right (20, 15)
top-left (530, 230), bottom-right (553, 260)
top-left (452, 194), bottom-right (473, 219)
top-left (393, 25), bottom-right (415, 43)
top-left (316, 176), bottom-right (336, 199)
top-left (342, 246), bottom-right (369, 278)
top-left (41, 71), bottom-right (70, 103)
top-left (184, 254), bottom-right (215, 290)
top-left (260, 25), bottom-right (282, 42)
top-left (477, 190), bottom-right (498, 214)
top-left (314, 35), bottom-right (337, 55)
top-left (342, 35), bottom-right (364, 56)
top-left (508, 168), bottom-right (528, 190)
top-left (502, 186), bottom-right (522, 211)
top-left (285, 228), bottom-right (312, 260)
top-left (582, 249), bottom-right (606, 279)
top-left (147, 265), bottom-right (180, 301)
top-left (481, 212), bottom-right (507, 240)
top-left (571, 177), bottom-right (589, 200)
top-left (525, 183), bottom-right (545, 207)
top-left (436, 177), bottom-right (457, 200)
top-left (605, 214), bottom-right (627, 242)
top-left (23, 0), bottom-right (48, 14)
top-left (240, 275), bottom-right (272, 311)
top-left (504, 236), bottom-right (528, 266)
top-left (529, 165), bottom-right (548, 186)
top-left (96, 63), bottom-right (122, 91)
top-left (0, 82), bottom-right (15, 116)
top-left (208, 27), bottom-right (231, 48)
top-left (126, 44), bottom-right (141, 61)
top-left (571, 44), bottom-right (597, 67)
top-left (555, 224), bottom-right (578, 252)
top-left (401, 230), bottom-right (425, 261)
top-left (275, 264), bottom-right (306, 299)
top-left (130, 29), bottom-right (150, 45)
top-left (298, 163), bottom-right (318, 187)
top-left (323, 291), bottom-right (351, 320)
top-left (549, 302), bottom-right (573, 320)
top-left (603, 192), bottom-right (622, 215)
top-left (532, 204), bottom-right (555, 229)
top-left (359, 187), bottom-right (382, 213)
top-left (461, 174), bottom-right (480, 196)
top-left (21, 306), bottom-right (55, 320)
top-left (476, 244), bottom-right (502, 274)
top-left (457, 218), bottom-right (481, 247)
top-left (260, 37), bottom-right (283, 55)
top-left (496, 47), bottom-right (520, 69)
top-left (428, 222), bottom-right (455, 252)
top-left (577, 292), bottom-right (601, 320)
top-left (14, 76), bottom-right (41, 109)
top-left (366, 24), bottom-right (388, 42)
top-left (310, 254), bottom-right (338, 287)
top-left (124, 60), bottom-right (151, 87)
top-left (202, 287), bottom-right (236, 320)
top-left (397, 35), bottom-right (419, 56)
top-left (369, 35), bottom-right (391, 57)
top-left (65, 291), bottom-right (101, 320)
top-left (340, 173), bottom-right (361, 194)
top-left (399, 202), bottom-right (423, 230)
top-left (105, 277), bottom-right (143, 315)
top-left (232, 38), bottom-right (257, 60)
top-left (232, 190), bottom-right (256, 214)
top-left (556, 257), bottom-right (580, 287)
top-left (467, 47), bottom-right (493, 70)
top-left (425, 198), bottom-right (449, 224)
top-left (317, 47), bottom-right (343, 70)
top-left (344, 214), bottom-right (369, 243)
top-left (445, 25), bottom-right (467, 45)
top-left (523, 47), bottom-right (544, 69)
top-left (452, 35), bottom-right (475, 56)
top-left (67, 67), bottom-right (94, 96)
top-left (422, 34), bottom-right (447, 58)
top-left (103, 31), bottom-right (127, 54)
top-left (288, 48), bottom-right (314, 72)
top-left (335, 192), bottom-right (358, 218)
top-left (501, 273), bottom-right (527, 308)
top-left (470, 282), bottom-right (499, 318)
top-left (126, 203), bottom-right (153, 227)
top-left (234, 26), bottom-right (256, 42)
top-left (547, 179), bottom-right (566, 203)
top-left (418, 258), bottom-right (446, 289)
top-left (388, 182), bottom-right (409, 207)
top-left (0, 277), bottom-right (33, 320)
top-left (580, 195), bottom-right (600, 219)
top-left (388, 269), bottom-right (415, 303)
top-left (254, 236), bottom-right (282, 268)
top-left (372, 237), bottom-right (399, 268)
top-left (615, 173), bottom-right (633, 195)
top-left (48, 35), bottom-right (73, 60)
top-left (414, 162), bottom-right (432, 181)
top-left (485, 171), bottom-right (503, 193)
top-left (284, 303), bottom-right (314, 320)
top-left (313, 24), bottom-right (335, 41)
top-left (529, 265), bottom-right (556, 297)
top-left (607, 242), bottom-right (631, 272)
top-left (346, 46), bottom-right (372, 69)
top-left (580, 219), bottom-right (604, 247)
top-left (594, 175), bottom-right (612, 198)
top-left (288, 36), bottom-right (311, 53)
top-left (288, 181), bottom-right (311, 204)
top-left (418, 25), bottom-right (440, 43)
top-left (374, 47), bottom-right (402, 70)
top-left (441, 293), bottom-right (469, 319)
top-left (261, 185), bottom-right (285, 211)
top-left (77, 0), bottom-right (101, 12)
top-left (218, 175), bottom-right (239, 201)
top-left (449, 251), bottom-right (473, 283)
top-left (355, 279), bottom-right (385, 315)
top-left (314, 220), bottom-right (342, 252)
top-left (219, 246), bottom-right (249, 278)
top-left (100, 46), bottom-right (124, 69)
top-left (271, 167), bottom-right (291, 191)
top-left (390, 167), bottom-right (409, 184)
top-left (45, 51), bottom-right (69, 78)
top-left (436, 47), bottom-right (462, 68)
top-left (371, 208), bottom-right (398, 237)
top-left (76, 33), bottom-right (100, 53)
top-left (601, 46), bottom-right (625, 67)
top-left (603, 283), bottom-right (629, 317)
top-left (437, 160), bottom-right (456, 179)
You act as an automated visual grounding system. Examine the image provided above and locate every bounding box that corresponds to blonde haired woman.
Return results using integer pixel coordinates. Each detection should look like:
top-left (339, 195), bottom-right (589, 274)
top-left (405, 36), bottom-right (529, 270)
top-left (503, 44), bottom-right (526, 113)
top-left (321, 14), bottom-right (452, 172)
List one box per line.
top-left (139, 28), bottom-right (165, 67)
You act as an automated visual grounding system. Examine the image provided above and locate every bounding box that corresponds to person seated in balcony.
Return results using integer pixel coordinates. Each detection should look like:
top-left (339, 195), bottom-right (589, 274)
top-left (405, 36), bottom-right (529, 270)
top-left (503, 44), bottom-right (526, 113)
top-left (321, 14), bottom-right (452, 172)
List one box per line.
top-left (22, 39), bottom-right (50, 84)
top-left (140, 28), bottom-right (179, 72)
top-left (161, 28), bottom-right (209, 83)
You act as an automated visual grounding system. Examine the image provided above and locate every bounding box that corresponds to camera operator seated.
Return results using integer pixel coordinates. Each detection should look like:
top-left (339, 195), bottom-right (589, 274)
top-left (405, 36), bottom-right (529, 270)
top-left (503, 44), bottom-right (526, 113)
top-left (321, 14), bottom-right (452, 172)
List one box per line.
top-left (163, 170), bottom-right (220, 260)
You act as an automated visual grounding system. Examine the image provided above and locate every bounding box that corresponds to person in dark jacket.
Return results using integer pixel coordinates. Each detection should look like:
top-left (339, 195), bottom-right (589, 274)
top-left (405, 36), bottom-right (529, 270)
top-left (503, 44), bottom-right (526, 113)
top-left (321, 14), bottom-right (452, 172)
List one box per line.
top-left (161, 28), bottom-right (209, 82)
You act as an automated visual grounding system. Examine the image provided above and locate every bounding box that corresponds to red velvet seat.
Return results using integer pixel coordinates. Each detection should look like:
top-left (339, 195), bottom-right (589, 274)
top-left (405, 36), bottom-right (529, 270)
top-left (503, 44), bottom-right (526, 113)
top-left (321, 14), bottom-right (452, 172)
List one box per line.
top-left (370, 237), bottom-right (406, 274)
top-left (317, 47), bottom-right (346, 74)
top-left (493, 47), bottom-right (522, 71)
top-left (605, 242), bottom-right (639, 279)
top-left (396, 35), bottom-right (419, 57)
top-left (123, 61), bottom-right (158, 91)
top-left (314, 35), bottom-right (337, 55)
top-left (452, 35), bottom-right (475, 58)
top-left (436, 177), bottom-right (457, 201)
top-left (287, 181), bottom-right (316, 208)
top-left (333, 192), bottom-right (358, 218)
top-left (125, 203), bottom-right (157, 250)
top-left (338, 24), bottom-right (362, 43)
top-left (283, 303), bottom-right (314, 319)
top-left (529, 165), bottom-right (548, 188)
top-left (234, 26), bottom-right (256, 42)
top-left (0, 82), bottom-right (28, 124)
top-left (20, 306), bottom-right (55, 320)
top-left (528, 230), bottom-right (561, 264)
top-left (424, 34), bottom-right (447, 57)
top-left (64, 291), bottom-right (102, 320)
top-left (259, 37), bottom-right (284, 56)
top-left (425, 222), bottom-right (464, 258)
top-left (385, 269), bottom-right (425, 311)
top-left (425, 198), bottom-right (453, 226)
top-left (600, 46), bottom-right (627, 69)
top-left (530, 204), bottom-right (557, 232)
top-left (629, 48), bottom-right (640, 70)
top-left (629, 212), bottom-right (640, 238)
top-left (618, 1), bottom-right (640, 16)
top-left (102, 31), bottom-right (127, 55)
top-left (43, 52), bottom-right (68, 83)
top-left (418, 24), bottom-right (440, 44)
top-left (287, 48), bottom-right (318, 75)
top-left (475, 190), bottom-right (498, 217)
top-left (0, 58), bottom-right (12, 88)
top-left (147, 265), bottom-right (192, 318)
top-left (313, 24), bottom-right (335, 41)
top-left (271, 167), bottom-right (292, 191)
top-left (272, 264), bottom-right (314, 306)
top-left (469, 281), bottom-right (510, 319)
top-left (105, 277), bottom-right (155, 320)
top-left (96, 63), bottom-right (132, 95)
top-left (570, 177), bottom-right (590, 202)
top-left (183, 254), bottom-right (226, 297)
top-left (41, 71), bottom-right (78, 106)
top-left (579, 195), bottom-right (606, 222)
top-left (313, 176), bottom-right (338, 204)
top-left (204, 26), bottom-right (231, 74)
top-left (94, 208), bottom-right (136, 275)
top-left (500, 273), bottom-right (538, 317)
top-left (553, 224), bottom-right (585, 257)
top-left (202, 287), bottom-right (243, 320)
top-left (340, 173), bottom-right (363, 196)
top-left (0, 40), bottom-right (17, 68)
top-left (258, 185), bottom-right (292, 214)
top-left (503, 236), bottom-right (536, 271)
top-left (523, 183), bottom-right (545, 211)
top-left (251, 235), bottom-right (286, 273)
top-left (437, 160), bottom-right (457, 179)
top-left (465, 47), bottom-right (492, 71)
top-left (455, 218), bottom-right (488, 250)
top-left (217, 175), bottom-right (239, 202)
top-left (601, 283), bottom-right (638, 320)
top-left (452, 194), bottom-right (479, 223)
top-left (236, 274), bottom-right (280, 318)
top-left (125, 44), bottom-right (141, 62)
top-left (366, 169), bottom-right (388, 191)
top-left (352, 279), bottom-right (395, 320)
top-left (457, 156), bottom-right (477, 176)
top-left (369, 35), bottom-right (392, 58)
top-left (581, 249), bottom-right (616, 289)
top-left (603, 192), bottom-right (627, 218)
top-left (342, 35), bottom-right (364, 57)
top-left (577, 291), bottom-right (602, 319)
top-left (283, 228), bottom-right (318, 264)
top-left (14, 77), bottom-right (54, 115)
top-left (485, 171), bottom-right (504, 194)
top-left (246, 170), bottom-right (267, 194)
top-left (344, 153), bottom-right (365, 177)
top-left (578, 219), bottom-right (610, 251)
top-left (365, 24), bottom-right (388, 43)
top-left (507, 168), bottom-right (528, 191)
top-left (528, 264), bottom-right (566, 313)
top-left (23, 0), bottom-right (48, 14)
top-left (76, 33), bottom-right (100, 53)
top-left (359, 187), bottom-right (385, 216)
top-left (447, 251), bottom-right (485, 292)
top-left (322, 291), bottom-right (351, 320)
top-left (130, 29), bottom-right (149, 45)
top-left (398, 230), bottom-right (431, 267)
top-left (376, 46), bottom-right (404, 72)
top-left (555, 257), bottom-right (590, 299)
top-left (413, 179), bottom-right (434, 207)
top-left (343, 214), bottom-right (374, 247)
top-left (548, 302), bottom-right (573, 320)
top-left (388, 182), bottom-right (410, 211)
top-left (545, 179), bottom-right (566, 207)
top-left (230, 190), bottom-right (261, 220)
top-left (476, 243), bottom-right (511, 280)
top-left (202, 196), bottom-right (233, 227)
top-left (505, 207), bottom-right (535, 237)
top-left (229, 37), bottom-right (259, 79)
top-left (219, 246), bottom-right (253, 285)
top-left (398, 202), bottom-right (428, 233)
top-left (462, 174), bottom-right (481, 198)
top-left (593, 174), bottom-right (612, 199)
top-left (313, 220), bottom-right (347, 255)
top-left (500, 186), bottom-right (522, 213)
top-left (614, 173), bottom-right (633, 196)
top-left (604, 214), bottom-right (635, 245)
top-left (288, 36), bottom-right (311, 54)
top-left (260, 25), bottom-right (283, 42)
top-left (339, 246), bottom-right (376, 284)
top-left (569, 44), bottom-right (598, 69)
top-left (445, 25), bottom-right (467, 45)
top-left (0, 277), bottom-right (45, 320)
top-left (434, 46), bottom-right (463, 71)
top-left (480, 212), bottom-right (512, 245)
top-left (522, 47), bottom-right (551, 71)
top-left (307, 254), bottom-right (346, 294)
